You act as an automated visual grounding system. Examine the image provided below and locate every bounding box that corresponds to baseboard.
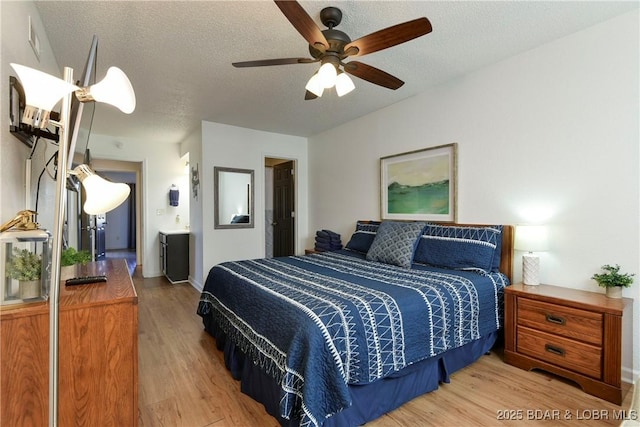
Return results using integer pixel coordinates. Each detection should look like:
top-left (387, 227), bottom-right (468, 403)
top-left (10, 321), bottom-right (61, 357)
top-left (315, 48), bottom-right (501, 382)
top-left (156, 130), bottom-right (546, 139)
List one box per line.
top-left (624, 367), bottom-right (639, 385)
top-left (142, 269), bottom-right (163, 278)
top-left (189, 276), bottom-right (203, 292)
top-left (621, 374), bottom-right (640, 426)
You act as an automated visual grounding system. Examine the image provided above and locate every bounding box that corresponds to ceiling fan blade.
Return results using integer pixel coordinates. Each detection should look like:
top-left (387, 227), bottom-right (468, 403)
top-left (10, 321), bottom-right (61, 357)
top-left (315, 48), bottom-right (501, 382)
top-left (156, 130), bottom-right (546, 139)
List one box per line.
top-left (344, 61), bottom-right (404, 90)
top-left (304, 90), bottom-right (318, 100)
top-left (232, 58), bottom-right (317, 68)
top-left (344, 17), bottom-right (432, 57)
top-left (274, 0), bottom-right (329, 50)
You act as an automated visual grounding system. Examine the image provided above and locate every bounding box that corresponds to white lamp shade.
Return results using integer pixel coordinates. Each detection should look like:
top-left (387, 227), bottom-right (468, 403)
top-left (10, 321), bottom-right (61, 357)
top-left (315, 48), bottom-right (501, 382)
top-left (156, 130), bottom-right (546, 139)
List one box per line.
top-left (305, 73), bottom-right (324, 97)
top-left (317, 63), bottom-right (337, 89)
top-left (82, 175), bottom-right (130, 215)
top-left (10, 63), bottom-right (79, 111)
top-left (515, 225), bottom-right (549, 252)
top-left (335, 73), bottom-right (355, 97)
top-left (87, 67), bottom-right (136, 114)
top-left (73, 165), bottom-right (130, 214)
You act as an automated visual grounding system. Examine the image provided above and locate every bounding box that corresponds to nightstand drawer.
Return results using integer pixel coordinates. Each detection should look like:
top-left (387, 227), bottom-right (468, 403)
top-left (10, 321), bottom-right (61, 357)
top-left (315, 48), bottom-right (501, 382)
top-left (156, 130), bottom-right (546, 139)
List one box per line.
top-left (517, 326), bottom-right (602, 379)
top-left (517, 298), bottom-right (603, 345)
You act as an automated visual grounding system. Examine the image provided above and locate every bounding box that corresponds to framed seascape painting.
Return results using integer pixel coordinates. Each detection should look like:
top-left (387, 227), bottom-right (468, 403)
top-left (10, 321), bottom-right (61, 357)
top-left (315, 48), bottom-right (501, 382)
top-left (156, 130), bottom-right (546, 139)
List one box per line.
top-left (380, 143), bottom-right (457, 222)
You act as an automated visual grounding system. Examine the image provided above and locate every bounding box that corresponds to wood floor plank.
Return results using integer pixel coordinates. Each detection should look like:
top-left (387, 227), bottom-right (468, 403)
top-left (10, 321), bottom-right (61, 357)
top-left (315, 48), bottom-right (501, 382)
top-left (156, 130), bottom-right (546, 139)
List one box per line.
top-left (135, 268), bottom-right (633, 426)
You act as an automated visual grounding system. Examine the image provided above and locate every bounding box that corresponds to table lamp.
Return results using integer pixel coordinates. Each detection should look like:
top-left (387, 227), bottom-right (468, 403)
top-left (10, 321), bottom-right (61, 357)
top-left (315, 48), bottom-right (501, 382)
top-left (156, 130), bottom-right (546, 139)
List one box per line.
top-left (515, 225), bottom-right (549, 286)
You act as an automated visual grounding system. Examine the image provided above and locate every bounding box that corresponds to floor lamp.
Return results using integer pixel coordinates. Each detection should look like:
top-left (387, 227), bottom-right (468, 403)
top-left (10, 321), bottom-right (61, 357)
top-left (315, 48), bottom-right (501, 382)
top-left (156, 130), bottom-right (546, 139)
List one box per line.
top-left (10, 63), bottom-right (135, 426)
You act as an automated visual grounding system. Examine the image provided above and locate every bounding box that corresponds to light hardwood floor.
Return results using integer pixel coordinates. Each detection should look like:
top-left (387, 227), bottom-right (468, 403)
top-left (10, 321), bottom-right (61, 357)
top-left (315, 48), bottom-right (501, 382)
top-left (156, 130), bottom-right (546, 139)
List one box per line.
top-left (135, 268), bottom-right (634, 426)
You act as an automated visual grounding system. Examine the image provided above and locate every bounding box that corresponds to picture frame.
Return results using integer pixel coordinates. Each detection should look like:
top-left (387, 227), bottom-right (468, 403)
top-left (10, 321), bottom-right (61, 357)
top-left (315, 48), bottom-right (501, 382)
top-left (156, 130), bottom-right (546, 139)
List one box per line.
top-left (380, 143), bottom-right (457, 222)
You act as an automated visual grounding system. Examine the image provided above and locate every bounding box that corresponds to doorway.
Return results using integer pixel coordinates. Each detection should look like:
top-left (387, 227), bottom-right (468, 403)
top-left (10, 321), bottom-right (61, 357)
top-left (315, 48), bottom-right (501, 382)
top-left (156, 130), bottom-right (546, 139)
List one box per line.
top-left (86, 158), bottom-right (142, 273)
top-left (265, 158), bottom-right (295, 258)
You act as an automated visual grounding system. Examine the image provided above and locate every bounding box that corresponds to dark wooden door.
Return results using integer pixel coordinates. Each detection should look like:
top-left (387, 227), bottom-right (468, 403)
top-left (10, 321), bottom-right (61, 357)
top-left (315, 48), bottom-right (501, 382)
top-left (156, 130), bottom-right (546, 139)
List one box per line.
top-left (273, 161), bottom-right (294, 257)
top-left (79, 188), bottom-right (95, 259)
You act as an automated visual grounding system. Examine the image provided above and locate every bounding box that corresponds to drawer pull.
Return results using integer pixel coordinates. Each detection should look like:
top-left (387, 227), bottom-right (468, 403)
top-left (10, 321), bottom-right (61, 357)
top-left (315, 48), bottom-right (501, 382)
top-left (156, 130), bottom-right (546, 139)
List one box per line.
top-left (545, 314), bottom-right (566, 325)
top-left (545, 344), bottom-right (565, 357)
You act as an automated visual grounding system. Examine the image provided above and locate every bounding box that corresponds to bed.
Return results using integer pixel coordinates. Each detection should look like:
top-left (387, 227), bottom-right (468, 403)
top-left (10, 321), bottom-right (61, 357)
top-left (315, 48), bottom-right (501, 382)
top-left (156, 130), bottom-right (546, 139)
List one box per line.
top-left (197, 221), bottom-right (514, 427)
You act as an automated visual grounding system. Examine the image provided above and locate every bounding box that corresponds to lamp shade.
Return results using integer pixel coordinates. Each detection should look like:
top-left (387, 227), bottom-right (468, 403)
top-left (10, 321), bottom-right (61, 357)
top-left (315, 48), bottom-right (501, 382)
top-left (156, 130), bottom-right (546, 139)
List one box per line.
top-left (335, 72), bottom-right (355, 97)
top-left (515, 225), bottom-right (549, 252)
top-left (305, 73), bottom-right (324, 97)
top-left (72, 165), bottom-right (130, 215)
top-left (10, 63), bottom-right (79, 127)
top-left (76, 66), bottom-right (136, 114)
top-left (317, 62), bottom-right (337, 89)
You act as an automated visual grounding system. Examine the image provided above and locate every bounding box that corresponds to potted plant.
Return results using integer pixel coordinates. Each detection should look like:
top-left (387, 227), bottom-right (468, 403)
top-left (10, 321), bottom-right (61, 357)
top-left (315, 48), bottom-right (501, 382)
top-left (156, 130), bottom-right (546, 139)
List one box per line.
top-left (61, 247), bottom-right (92, 266)
top-left (6, 247), bottom-right (42, 299)
top-left (591, 264), bottom-right (634, 299)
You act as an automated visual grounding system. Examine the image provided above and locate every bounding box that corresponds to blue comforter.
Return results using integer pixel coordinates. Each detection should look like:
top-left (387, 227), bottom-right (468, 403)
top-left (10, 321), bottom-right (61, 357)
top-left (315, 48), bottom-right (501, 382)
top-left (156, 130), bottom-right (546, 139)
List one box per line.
top-left (197, 250), bottom-right (508, 427)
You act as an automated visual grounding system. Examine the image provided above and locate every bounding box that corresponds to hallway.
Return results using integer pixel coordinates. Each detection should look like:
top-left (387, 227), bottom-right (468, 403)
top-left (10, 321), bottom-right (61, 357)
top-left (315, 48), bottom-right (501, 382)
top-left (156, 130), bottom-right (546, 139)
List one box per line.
top-left (106, 249), bottom-right (137, 276)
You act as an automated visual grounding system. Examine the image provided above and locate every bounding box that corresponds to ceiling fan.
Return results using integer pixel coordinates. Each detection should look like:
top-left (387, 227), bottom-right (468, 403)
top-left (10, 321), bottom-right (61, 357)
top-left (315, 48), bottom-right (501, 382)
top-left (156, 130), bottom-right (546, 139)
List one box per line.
top-left (232, 1), bottom-right (432, 99)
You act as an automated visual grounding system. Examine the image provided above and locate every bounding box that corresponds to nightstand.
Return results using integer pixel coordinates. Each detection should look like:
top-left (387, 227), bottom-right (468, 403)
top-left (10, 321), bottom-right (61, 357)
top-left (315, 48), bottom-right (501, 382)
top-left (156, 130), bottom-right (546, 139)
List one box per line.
top-left (504, 283), bottom-right (631, 404)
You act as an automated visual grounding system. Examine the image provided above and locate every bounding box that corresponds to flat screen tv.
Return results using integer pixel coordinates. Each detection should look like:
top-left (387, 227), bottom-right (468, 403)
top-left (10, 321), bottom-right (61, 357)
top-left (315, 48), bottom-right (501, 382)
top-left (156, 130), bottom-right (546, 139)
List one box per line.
top-left (9, 35), bottom-right (98, 166)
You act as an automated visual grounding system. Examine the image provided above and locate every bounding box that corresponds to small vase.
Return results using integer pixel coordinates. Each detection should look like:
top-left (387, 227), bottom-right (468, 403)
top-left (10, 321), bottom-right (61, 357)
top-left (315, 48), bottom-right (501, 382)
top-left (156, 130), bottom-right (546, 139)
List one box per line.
top-left (19, 280), bottom-right (40, 299)
top-left (606, 287), bottom-right (622, 299)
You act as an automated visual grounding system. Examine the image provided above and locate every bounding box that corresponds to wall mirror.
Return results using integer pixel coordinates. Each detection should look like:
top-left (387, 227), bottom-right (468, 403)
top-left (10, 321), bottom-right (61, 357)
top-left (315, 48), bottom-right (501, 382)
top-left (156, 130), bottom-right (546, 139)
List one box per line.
top-left (214, 166), bottom-right (254, 229)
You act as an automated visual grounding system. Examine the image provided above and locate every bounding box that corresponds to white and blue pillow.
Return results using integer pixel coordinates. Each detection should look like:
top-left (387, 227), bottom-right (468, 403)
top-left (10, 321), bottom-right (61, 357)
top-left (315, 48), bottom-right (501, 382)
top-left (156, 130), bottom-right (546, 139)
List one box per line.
top-left (366, 221), bottom-right (426, 268)
top-left (413, 224), bottom-right (503, 273)
top-left (345, 221), bottom-right (381, 254)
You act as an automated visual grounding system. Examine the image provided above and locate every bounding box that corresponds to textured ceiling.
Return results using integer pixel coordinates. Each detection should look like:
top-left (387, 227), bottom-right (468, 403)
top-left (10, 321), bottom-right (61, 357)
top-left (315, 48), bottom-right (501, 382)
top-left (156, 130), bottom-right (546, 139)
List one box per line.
top-left (34, 1), bottom-right (638, 143)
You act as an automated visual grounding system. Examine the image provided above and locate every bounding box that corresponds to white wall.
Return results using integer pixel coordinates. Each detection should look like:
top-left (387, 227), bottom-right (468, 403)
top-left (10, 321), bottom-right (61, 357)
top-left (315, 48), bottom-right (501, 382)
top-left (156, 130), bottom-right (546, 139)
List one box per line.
top-left (200, 122), bottom-right (308, 288)
top-left (180, 126), bottom-right (203, 288)
top-left (0, 2), bottom-right (61, 230)
top-left (308, 11), bottom-right (639, 380)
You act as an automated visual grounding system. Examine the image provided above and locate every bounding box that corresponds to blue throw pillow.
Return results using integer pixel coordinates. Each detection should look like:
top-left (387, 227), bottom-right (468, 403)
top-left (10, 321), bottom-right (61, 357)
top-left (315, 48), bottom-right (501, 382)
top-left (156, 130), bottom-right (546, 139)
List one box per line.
top-left (414, 224), bottom-right (503, 273)
top-left (345, 221), bottom-right (380, 253)
top-left (366, 221), bottom-right (426, 268)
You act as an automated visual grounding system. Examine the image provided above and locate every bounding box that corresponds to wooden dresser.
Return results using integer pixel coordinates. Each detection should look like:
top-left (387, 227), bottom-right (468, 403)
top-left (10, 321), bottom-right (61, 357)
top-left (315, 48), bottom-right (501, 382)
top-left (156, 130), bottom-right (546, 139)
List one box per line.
top-left (504, 283), bottom-right (631, 404)
top-left (0, 259), bottom-right (138, 426)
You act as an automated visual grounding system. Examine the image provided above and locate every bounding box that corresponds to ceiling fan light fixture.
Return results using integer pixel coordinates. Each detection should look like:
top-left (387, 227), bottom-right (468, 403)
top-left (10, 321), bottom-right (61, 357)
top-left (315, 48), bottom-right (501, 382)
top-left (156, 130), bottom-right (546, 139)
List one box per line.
top-left (335, 72), bottom-right (355, 97)
top-left (305, 73), bottom-right (324, 97)
top-left (317, 62), bottom-right (337, 89)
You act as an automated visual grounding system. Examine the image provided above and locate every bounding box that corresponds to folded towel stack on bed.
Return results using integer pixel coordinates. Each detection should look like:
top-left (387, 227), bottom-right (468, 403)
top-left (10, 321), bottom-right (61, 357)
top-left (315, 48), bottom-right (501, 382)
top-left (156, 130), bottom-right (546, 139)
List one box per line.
top-left (314, 229), bottom-right (342, 252)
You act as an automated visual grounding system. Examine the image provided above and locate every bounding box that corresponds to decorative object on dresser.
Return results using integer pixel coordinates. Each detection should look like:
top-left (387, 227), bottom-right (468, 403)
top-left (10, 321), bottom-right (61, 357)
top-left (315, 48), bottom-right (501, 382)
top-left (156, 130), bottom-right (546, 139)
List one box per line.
top-left (0, 228), bottom-right (52, 305)
top-left (6, 247), bottom-right (42, 299)
top-left (60, 246), bottom-right (92, 266)
top-left (591, 264), bottom-right (634, 299)
top-left (514, 225), bottom-right (549, 285)
top-left (380, 143), bottom-right (457, 223)
top-left (504, 283), bottom-right (632, 405)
